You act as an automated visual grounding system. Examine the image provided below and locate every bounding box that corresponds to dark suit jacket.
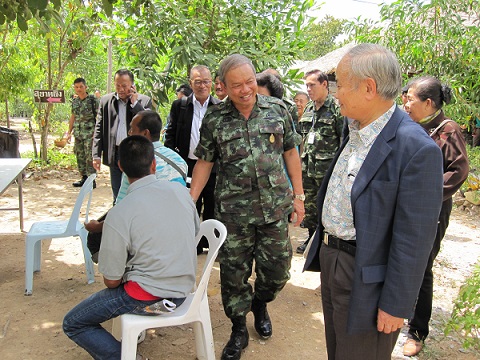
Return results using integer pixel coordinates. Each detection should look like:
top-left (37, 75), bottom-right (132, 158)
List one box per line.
top-left (164, 94), bottom-right (220, 160)
top-left (92, 92), bottom-right (152, 166)
top-left (304, 107), bottom-right (444, 333)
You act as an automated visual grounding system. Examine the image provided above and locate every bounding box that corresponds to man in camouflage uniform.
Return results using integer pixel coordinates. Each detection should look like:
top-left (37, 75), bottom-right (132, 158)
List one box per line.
top-left (190, 54), bottom-right (305, 360)
top-left (296, 70), bottom-right (343, 254)
top-left (67, 77), bottom-right (98, 187)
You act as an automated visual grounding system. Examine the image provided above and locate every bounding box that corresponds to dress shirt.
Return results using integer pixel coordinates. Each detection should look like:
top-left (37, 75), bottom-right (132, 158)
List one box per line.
top-left (322, 104), bottom-right (396, 240)
top-left (188, 95), bottom-right (210, 160)
top-left (115, 97), bottom-right (128, 146)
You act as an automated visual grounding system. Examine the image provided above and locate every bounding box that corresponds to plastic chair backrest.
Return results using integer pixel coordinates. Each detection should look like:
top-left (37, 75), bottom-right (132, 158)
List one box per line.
top-left (192, 219), bottom-right (227, 303)
top-left (65, 174), bottom-right (96, 234)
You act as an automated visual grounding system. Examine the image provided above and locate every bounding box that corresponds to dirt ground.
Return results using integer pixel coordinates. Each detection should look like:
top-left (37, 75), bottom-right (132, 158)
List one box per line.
top-left (0, 121), bottom-right (479, 359)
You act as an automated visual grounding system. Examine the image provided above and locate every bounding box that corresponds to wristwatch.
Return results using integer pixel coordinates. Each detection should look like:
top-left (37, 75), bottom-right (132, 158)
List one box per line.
top-left (294, 193), bottom-right (306, 201)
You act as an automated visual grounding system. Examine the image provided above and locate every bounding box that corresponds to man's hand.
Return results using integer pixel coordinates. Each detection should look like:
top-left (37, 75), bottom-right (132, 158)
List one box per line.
top-left (290, 198), bottom-right (305, 227)
top-left (85, 219), bottom-right (104, 233)
top-left (377, 308), bottom-right (404, 334)
top-left (93, 158), bottom-right (101, 171)
top-left (103, 277), bottom-right (122, 289)
top-left (129, 85), bottom-right (138, 104)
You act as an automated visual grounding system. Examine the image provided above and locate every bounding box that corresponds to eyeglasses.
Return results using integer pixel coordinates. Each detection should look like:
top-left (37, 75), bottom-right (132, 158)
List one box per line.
top-left (192, 80), bottom-right (212, 87)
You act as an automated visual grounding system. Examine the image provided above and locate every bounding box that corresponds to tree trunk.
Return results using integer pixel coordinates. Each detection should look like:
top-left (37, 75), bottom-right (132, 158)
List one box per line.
top-left (40, 103), bottom-right (53, 162)
top-left (28, 118), bottom-right (38, 158)
top-left (5, 98), bottom-right (10, 128)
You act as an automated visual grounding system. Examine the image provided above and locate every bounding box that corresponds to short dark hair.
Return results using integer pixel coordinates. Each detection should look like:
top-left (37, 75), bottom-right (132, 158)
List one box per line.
top-left (73, 77), bottom-right (86, 86)
top-left (408, 76), bottom-right (452, 110)
top-left (135, 110), bottom-right (162, 141)
top-left (218, 54), bottom-right (256, 85)
top-left (304, 69), bottom-right (328, 84)
top-left (115, 69), bottom-right (134, 83)
top-left (256, 72), bottom-right (284, 99)
top-left (119, 135), bottom-right (154, 179)
top-left (176, 84), bottom-right (192, 97)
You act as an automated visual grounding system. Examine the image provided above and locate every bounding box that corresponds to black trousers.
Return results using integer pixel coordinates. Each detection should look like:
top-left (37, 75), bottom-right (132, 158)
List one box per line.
top-left (408, 197), bottom-right (453, 341)
top-left (320, 245), bottom-right (399, 359)
top-left (187, 158), bottom-right (216, 249)
top-left (109, 146), bottom-right (122, 202)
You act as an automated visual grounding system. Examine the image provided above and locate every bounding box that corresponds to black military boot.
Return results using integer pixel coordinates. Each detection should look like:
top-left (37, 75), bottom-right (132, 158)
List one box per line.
top-left (251, 296), bottom-right (272, 339)
top-left (296, 228), bottom-right (315, 254)
top-left (221, 317), bottom-right (249, 360)
top-left (73, 175), bottom-right (87, 187)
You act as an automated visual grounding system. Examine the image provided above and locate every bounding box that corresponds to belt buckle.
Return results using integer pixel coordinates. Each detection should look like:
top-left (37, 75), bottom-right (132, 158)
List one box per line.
top-left (323, 233), bottom-right (329, 246)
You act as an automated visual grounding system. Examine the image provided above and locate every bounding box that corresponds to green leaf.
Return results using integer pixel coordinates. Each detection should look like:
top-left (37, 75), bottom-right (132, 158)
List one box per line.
top-left (102, 0), bottom-right (113, 17)
top-left (27, 0), bottom-right (49, 11)
top-left (17, 14), bottom-right (29, 31)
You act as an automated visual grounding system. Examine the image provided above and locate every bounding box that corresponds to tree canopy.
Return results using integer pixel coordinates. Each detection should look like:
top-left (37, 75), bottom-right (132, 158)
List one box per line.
top-left (300, 15), bottom-right (347, 60)
top-left (110, 0), bottom-right (314, 102)
top-left (348, 0), bottom-right (480, 125)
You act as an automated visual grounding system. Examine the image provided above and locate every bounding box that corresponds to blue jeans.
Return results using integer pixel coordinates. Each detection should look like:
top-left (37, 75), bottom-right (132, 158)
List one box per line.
top-left (63, 284), bottom-right (184, 360)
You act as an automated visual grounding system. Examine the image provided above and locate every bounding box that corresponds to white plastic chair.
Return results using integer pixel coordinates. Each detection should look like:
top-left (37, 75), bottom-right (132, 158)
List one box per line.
top-left (24, 173), bottom-right (96, 295)
top-left (112, 219), bottom-right (227, 360)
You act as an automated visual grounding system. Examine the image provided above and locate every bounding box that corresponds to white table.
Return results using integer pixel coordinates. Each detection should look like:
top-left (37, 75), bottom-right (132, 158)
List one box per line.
top-left (0, 158), bottom-right (32, 231)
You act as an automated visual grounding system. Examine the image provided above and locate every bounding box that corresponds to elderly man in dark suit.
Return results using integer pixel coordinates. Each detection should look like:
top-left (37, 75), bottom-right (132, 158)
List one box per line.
top-left (164, 65), bottom-right (220, 254)
top-left (92, 69), bottom-right (152, 200)
top-left (304, 43), bottom-right (444, 360)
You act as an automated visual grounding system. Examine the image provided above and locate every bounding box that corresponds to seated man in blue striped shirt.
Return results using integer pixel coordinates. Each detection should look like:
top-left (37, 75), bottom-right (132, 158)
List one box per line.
top-left (116, 110), bottom-right (187, 202)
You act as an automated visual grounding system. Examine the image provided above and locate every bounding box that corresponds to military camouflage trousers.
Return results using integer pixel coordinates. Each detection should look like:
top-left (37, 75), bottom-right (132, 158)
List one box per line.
top-left (303, 174), bottom-right (324, 231)
top-left (217, 215), bottom-right (292, 319)
top-left (74, 137), bottom-right (95, 176)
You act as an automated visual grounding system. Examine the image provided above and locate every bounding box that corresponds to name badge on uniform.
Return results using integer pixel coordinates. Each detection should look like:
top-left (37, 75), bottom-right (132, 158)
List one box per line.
top-left (307, 132), bottom-right (315, 144)
top-left (269, 134), bottom-right (275, 143)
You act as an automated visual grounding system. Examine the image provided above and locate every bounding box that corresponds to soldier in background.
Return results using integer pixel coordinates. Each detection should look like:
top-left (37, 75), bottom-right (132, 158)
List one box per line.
top-left (296, 70), bottom-right (343, 254)
top-left (66, 78), bottom-right (98, 188)
top-left (190, 54), bottom-right (304, 360)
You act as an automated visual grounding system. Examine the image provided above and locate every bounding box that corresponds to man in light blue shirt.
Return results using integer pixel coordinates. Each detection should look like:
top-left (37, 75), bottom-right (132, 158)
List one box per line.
top-left (116, 110), bottom-right (187, 202)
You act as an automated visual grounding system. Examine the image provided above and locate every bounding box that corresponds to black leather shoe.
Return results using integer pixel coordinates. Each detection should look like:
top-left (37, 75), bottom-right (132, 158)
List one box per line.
top-left (221, 325), bottom-right (249, 360)
top-left (251, 297), bottom-right (272, 339)
top-left (296, 239), bottom-right (309, 254)
top-left (73, 175), bottom-right (87, 187)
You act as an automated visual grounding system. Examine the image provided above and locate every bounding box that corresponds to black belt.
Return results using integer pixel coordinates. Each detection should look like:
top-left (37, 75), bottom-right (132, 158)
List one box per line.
top-left (323, 233), bottom-right (356, 257)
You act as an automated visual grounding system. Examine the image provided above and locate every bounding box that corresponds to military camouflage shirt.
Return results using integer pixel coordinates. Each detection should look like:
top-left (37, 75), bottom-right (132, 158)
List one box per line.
top-left (298, 94), bottom-right (343, 178)
top-left (194, 94), bottom-right (302, 224)
top-left (71, 94), bottom-right (98, 140)
top-left (282, 97), bottom-right (299, 129)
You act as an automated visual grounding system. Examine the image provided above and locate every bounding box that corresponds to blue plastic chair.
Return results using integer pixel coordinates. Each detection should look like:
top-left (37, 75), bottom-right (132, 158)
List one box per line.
top-left (24, 174), bottom-right (96, 295)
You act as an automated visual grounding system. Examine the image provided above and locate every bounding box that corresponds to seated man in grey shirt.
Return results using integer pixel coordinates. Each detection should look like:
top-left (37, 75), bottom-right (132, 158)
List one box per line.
top-left (63, 135), bottom-right (199, 360)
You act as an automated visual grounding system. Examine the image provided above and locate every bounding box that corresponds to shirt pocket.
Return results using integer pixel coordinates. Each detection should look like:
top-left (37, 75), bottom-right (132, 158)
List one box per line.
top-left (217, 127), bottom-right (248, 163)
top-left (258, 122), bottom-right (285, 153)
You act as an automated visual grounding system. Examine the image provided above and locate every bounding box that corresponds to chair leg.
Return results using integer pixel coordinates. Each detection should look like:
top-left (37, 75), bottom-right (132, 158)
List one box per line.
top-left (25, 237), bottom-right (40, 296)
top-left (194, 299), bottom-right (215, 360)
top-left (120, 318), bottom-right (141, 360)
top-left (80, 233), bottom-right (95, 284)
top-left (33, 239), bottom-right (42, 272)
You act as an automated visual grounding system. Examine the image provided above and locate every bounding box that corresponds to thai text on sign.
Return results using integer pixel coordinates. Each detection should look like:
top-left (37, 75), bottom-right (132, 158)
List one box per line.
top-left (34, 90), bottom-right (65, 103)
